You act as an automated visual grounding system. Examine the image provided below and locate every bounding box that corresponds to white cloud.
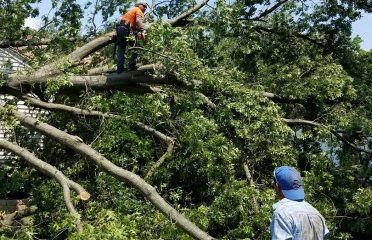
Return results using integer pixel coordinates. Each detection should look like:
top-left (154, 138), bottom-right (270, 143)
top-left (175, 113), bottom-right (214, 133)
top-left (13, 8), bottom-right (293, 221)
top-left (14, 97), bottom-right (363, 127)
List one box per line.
top-left (24, 17), bottom-right (43, 30)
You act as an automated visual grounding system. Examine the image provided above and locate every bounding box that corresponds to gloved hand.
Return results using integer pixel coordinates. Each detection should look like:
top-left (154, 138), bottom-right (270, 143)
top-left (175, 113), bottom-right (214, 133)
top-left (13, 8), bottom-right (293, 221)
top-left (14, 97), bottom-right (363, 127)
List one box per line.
top-left (138, 30), bottom-right (146, 41)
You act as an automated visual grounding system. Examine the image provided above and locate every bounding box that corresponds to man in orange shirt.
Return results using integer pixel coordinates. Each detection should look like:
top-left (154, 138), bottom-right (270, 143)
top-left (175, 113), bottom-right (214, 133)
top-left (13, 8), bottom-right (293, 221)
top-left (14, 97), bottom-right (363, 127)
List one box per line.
top-left (116, 1), bottom-right (147, 73)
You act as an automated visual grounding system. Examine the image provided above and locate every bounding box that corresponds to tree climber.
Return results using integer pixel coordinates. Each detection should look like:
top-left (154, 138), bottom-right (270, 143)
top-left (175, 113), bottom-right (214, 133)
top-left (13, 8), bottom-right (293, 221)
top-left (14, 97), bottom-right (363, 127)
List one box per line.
top-left (271, 166), bottom-right (329, 240)
top-left (116, 1), bottom-right (147, 73)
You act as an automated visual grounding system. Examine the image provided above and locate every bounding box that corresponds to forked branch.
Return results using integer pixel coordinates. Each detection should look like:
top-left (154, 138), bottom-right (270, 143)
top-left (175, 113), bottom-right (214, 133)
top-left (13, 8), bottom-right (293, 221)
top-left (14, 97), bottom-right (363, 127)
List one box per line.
top-left (145, 142), bottom-right (175, 179)
top-left (13, 92), bottom-right (175, 145)
top-left (7, 109), bottom-right (214, 240)
top-left (0, 140), bottom-right (89, 231)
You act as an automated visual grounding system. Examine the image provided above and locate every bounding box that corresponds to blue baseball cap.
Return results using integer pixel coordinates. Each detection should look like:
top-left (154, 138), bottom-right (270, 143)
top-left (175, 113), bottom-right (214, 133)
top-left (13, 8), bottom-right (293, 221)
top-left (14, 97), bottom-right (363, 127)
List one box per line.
top-left (274, 166), bottom-right (305, 201)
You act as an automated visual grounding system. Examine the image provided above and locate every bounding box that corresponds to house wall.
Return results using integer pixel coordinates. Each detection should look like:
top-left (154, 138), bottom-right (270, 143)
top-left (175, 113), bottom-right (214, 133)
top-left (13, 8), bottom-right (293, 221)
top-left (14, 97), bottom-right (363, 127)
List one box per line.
top-left (0, 48), bottom-right (39, 163)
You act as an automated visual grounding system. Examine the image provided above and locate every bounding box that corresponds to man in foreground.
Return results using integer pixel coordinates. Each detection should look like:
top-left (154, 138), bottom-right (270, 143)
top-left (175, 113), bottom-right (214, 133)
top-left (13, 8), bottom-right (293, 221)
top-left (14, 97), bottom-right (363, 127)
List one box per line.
top-left (270, 166), bottom-right (329, 239)
top-left (116, 1), bottom-right (147, 73)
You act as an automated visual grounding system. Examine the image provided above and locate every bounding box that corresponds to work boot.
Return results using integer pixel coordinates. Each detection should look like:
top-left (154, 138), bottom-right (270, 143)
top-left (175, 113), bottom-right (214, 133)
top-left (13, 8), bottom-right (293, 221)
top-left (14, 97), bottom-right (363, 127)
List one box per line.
top-left (128, 65), bottom-right (138, 71)
top-left (117, 67), bottom-right (127, 73)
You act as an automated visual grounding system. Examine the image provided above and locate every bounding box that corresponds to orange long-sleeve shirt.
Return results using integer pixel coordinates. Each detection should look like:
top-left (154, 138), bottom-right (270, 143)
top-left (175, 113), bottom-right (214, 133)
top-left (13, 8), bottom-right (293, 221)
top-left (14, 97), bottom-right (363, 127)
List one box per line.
top-left (121, 7), bottom-right (145, 31)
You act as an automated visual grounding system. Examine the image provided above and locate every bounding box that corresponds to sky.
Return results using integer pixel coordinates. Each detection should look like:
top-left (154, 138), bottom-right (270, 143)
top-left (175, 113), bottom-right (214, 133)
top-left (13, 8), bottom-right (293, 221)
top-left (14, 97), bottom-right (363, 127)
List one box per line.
top-left (351, 12), bottom-right (372, 50)
top-left (24, 1), bottom-right (372, 51)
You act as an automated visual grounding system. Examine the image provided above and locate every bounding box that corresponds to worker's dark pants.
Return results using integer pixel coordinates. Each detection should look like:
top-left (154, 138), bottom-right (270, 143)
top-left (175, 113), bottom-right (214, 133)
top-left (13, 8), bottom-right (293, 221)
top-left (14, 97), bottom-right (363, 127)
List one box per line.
top-left (116, 22), bottom-right (138, 73)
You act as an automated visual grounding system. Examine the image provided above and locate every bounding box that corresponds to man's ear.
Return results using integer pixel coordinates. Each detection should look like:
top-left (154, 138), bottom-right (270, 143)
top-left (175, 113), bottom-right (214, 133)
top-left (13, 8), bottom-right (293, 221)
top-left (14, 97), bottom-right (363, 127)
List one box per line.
top-left (274, 183), bottom-right (280, 192)
top-left (274, 183), bottom-right (284, 199)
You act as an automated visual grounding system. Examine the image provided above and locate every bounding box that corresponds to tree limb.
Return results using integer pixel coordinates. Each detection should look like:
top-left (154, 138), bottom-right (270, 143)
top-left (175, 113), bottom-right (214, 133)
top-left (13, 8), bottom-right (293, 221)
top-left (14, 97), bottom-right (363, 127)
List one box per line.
top-left (166, 0), bottom-right (210, 26)
top-left (262, 92), bottom-right (302, 104)
top-left (8, 32), bottom-right (116, 85)
top-left (86, 66), bottom-right (112, 75)
top-left (0, 140), bottom-right (88, 231)
top-left (7, 64), bottom-right (168, 91)
top-left (7, 109), bottom-right (214, 240)
top-left (11, 92), bottom-right (175, 146)
top-left (0, 39), bottom-right (51, 48)
top-left (249, 0), bottom-right (289, 21)
top-left (145, 142), bottom-right (175, 179)
top-left (283, 118), bottom-right (372, 154)
top-left (282, 118), bottom-right (320, 127)
top-left (254, 26), bottom-right (325, 48)
top-left (7, 0), bottom-right (209, 85)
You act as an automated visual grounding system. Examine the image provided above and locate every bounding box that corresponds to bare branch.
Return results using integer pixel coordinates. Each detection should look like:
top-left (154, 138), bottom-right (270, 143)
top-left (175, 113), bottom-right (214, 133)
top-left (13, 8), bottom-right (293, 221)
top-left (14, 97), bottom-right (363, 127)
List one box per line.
top-left (0, 39), bottom-right (51, 48)
top-left (242, 162), bottom-right (255, 187)
top-left (0, 200), bottom-right (37, 226)
top-left (198, 92), bottom-right (216, 108)
top-left (166, 0), bottom-right (209, 26)
top-left (331, 131), bottom-right (372, 154)
top-left (283, 118), bottom-right (372, 154)
top-left (254, 26), bottom-right (325, 48)
top-left (241, 152), bottom-right (259, 213)
top-left (0, 140), bottom-right (88, 231)
top-left (282, 118), bottom-right (320, 127)
top-left (61, 182), bottom-right (83, 232)
top-left (263, 92), bottom-right (302, 104)
top-left (145, 0), bottom-right (158, 20)
top-left (7, 109), bottom-right (214, 240)
top-left (145, 142), bottom-right (175, 179)
top-left (12, 93), bottom-right (175, 145)
top-left (248, 0), bottom-right (289, 21)
top-left (136, 122), bottom-right (175, 144)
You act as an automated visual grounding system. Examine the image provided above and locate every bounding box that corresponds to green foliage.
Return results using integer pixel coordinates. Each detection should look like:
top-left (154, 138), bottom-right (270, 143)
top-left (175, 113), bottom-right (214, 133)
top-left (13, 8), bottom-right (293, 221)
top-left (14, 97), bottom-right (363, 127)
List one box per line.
top-left (1, 0), bottom-right (372, 239)
top-left (207, 181), bottom-right (273, 239)
top-left (0, 0), bottom-right (40, 42)
top-left (45, 75), bottom-right (73, 96)
top-left (347, 188), bottom-right (372, 216)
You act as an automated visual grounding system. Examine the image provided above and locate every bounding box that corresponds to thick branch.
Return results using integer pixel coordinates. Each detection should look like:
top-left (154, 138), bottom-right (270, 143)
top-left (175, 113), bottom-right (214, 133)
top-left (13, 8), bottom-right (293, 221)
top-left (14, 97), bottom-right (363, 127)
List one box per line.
top-left (7, 64), bottom-right (167, 91)
top-left (0, 140), bottom-right (90, 200)
top-left (136, 122), bottom-right (175, 144)
top-left (0, 201), bottom-right (37, 226)
top-left (7, 0), bottom-right (209, 85)
top-left (9, 32), bottom-right (116, 84)
top-left (0, 140), bottom-right (87, 231)
top-left (262, 92), bottom-right (302, 104)
top-left (129, 47), bottom-right (188, 63)
top-left (8, 109), bottom-right (213, 240)
top-left (249, 0), bottom-right (289, 21)
top-left (331, 131), bottom-right (372, 154)
top-left (0, 39), bottom-right (51, 48)
top-left (13, 93), bottom-right (175, 145)
top-left (166, 0), bottom-right (209, 26)
top-left (86, 66), bottom-right (112, 75)
top-left (198, 93), bottom-right (216, 108)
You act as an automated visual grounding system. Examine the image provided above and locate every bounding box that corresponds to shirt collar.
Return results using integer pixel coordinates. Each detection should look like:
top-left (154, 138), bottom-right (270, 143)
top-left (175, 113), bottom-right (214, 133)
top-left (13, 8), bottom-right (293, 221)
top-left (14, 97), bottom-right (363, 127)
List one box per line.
top-left (272, 198), bottom-right (305, 211)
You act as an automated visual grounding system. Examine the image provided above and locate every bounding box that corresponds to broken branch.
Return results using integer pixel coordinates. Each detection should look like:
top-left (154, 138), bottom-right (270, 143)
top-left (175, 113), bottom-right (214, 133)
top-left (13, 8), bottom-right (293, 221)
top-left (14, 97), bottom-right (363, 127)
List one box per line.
top-left (7, 109), bottom-right (214, 240)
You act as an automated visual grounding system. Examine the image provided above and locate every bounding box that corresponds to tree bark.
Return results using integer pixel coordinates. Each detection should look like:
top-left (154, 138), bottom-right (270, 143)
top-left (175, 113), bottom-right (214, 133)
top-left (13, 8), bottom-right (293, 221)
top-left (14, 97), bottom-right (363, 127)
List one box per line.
top-left (7, 0), bottom-right (209, 87)
top-left (7, 64), bottom-right (168, 91)
top-left (8, 109), bottom-right (214, 240)
top-left (11, 92), bottom-right (176, 145)
top-left (0, 140), bottom-right (88, 231)
top-left (146, 143), bottom-right (175, 179)
top-left (166, 0), bottom-right (210, 26)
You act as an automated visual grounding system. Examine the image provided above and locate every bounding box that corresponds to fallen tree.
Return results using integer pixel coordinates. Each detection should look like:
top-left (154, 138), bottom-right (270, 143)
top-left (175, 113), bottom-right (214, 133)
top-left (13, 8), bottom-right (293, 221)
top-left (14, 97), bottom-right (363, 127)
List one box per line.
top-left (1, 0), bottom-right (371, 239)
